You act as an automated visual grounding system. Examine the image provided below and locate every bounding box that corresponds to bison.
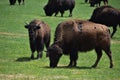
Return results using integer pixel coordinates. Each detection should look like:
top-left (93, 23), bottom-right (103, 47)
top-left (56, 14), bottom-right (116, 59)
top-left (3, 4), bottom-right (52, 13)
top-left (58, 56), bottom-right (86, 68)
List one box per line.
top-left (89, 6), bottom-right (120, 37)
top-left (47, 19), bottom-right (113, 68)
top-left (25, 19), bottom-right (51, 59)
top-left (90, 0), bottom-right (108, 7)
top-left (43, 0), bottom-right (75, 17)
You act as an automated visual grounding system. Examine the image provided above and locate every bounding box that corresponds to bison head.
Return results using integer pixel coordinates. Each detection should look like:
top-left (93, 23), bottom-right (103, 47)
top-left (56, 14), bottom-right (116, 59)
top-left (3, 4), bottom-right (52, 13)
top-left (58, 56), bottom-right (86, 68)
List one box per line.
top-left (43, 4), bottom-right (54, 16)
top-left (47, 44), bottom-right (62, 68)
top-left (25, 23), bottom-right (40, 41)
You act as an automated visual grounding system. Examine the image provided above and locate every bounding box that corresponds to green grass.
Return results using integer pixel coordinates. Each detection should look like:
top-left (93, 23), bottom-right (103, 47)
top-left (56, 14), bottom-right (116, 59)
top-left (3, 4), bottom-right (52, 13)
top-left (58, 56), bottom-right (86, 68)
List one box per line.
top-left (0, 0), bottom-right (120, 80)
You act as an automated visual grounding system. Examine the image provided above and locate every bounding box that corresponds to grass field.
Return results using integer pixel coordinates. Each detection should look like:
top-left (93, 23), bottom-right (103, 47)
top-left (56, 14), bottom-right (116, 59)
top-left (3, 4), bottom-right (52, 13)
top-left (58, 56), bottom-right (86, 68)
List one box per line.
top-left (0, 0), bottom-right (120, 80)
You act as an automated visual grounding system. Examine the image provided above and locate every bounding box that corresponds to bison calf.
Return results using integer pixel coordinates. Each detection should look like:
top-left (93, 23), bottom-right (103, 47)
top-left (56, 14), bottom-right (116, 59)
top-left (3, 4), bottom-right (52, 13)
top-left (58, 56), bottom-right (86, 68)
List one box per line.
top-left (89, 6), bottom-right (120, 37)
top-left (47, 19), bottom-right (113, 68)
top-left (25, 19), bottom-right (51, 59)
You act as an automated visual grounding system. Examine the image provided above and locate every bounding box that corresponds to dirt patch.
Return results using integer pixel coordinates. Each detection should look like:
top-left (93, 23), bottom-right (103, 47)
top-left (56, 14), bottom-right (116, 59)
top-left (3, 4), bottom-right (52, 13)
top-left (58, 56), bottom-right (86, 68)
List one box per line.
top-left (111, 40), bottom-right (120, 44)
top-left (0, 32), bottom-right (27, 37)
top-left (0, 74), bottom-right (36, 80)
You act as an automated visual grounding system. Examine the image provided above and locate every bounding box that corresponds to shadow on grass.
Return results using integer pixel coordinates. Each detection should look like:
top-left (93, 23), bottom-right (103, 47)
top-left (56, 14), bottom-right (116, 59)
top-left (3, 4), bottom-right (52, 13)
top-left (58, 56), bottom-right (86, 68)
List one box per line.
top-left (43, 66), bottom-right (92, 69)
top-left (15, 57), bottom-right (31, 62)
top-left (40, 14), bottom-right (72, 18)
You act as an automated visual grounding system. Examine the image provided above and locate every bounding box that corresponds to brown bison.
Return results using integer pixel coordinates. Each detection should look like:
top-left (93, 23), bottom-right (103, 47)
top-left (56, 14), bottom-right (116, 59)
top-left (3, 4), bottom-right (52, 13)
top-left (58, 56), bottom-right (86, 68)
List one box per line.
top-left (89, 6), bottom-right (120, 37)
top-left (47, 19), bottom-right (113, 68)
top-left (90, 0), bottom-right (108, 7)
top-left (43, 0), bottom-right (75, 17)
top-left (25, 19), bottom-right (51, 59)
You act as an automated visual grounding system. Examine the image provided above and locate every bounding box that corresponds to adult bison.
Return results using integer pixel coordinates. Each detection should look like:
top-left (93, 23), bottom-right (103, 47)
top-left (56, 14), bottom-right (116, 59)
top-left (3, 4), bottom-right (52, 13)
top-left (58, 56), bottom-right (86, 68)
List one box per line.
top-left (25, 19), bottom-right (51, 59)
top-left (43, 0), bottom-right (75, 17)
top-left (89, 6), bottom-right (120, 37)
top-left (47, 19), bottom-right (113, 68)
top-left (90, 0), bottom-right (108, 7)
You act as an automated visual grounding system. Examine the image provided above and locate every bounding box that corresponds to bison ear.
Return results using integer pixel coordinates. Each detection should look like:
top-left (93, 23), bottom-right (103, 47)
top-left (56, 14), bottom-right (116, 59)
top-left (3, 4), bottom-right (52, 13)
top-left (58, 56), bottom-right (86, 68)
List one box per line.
top-left (24, 25), bottom-right (29, 29)
top-left (24, 22), bottom-right (29, 29)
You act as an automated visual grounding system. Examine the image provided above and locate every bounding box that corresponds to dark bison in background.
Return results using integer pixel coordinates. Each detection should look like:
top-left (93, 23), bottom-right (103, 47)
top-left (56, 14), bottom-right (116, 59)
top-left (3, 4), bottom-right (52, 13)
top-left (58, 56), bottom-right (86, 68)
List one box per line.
top-left (9, 0), bottom-right (24, 5)
top-left (89, 6), bottom-right (120, 37)
top-left (47, 19), bottom-right (113, 68)
top-left (90, 0), bottom-right (108, 7)
top-left (43, 0), bottom-right (75, 17)
top-left (25, 19), bottom-right (51, 59)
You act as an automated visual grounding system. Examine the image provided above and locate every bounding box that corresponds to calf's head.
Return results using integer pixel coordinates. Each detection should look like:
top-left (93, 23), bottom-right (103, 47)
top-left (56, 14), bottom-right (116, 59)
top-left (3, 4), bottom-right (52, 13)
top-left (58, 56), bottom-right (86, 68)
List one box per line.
top-left (25, 23), bottom-right (40, 40)
top-left (47, 44), bottom-right (62, 68)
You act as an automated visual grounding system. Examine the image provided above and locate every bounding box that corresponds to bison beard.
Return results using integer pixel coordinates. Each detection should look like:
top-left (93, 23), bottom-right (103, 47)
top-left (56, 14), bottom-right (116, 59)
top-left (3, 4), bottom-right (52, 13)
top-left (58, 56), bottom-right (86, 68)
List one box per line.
top-left (48, 19), bottom-right (113, 68)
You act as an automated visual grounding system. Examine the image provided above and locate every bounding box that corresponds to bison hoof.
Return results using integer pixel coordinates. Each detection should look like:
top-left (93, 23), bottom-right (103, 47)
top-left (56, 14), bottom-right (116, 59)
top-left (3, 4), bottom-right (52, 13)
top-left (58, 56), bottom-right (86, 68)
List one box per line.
top-left (110, 64), bottom-right (113, 68)
top-left (31, 56), bottom-right (34, 59)
top-left (37, 54), bottom-right (42, 59)
top-left (91, 65), bottom-right (97, 68)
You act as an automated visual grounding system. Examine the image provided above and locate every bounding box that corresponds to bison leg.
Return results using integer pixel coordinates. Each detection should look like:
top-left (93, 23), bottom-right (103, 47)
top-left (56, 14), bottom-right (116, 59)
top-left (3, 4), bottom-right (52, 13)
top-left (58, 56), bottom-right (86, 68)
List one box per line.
top-left (31, 51), bottom-right (35, 59)
top-left (37, 51), bottom-right (43, 59)
top-left (60, 10), bottom-right (64, 17)
top-left (68, 50), bottom-right (78, 67)
top-left (69, 9), bottom-right (73, 17)
top-left (92, 48), bottom-right (102, 68)
top-left (54, 11), bottom-right (59, 16)
top-left (18, 0), bottom-right (21, 5)
top-left (44, 36), bottom-right (50, 57)
top-left (111, 26), bottom-right (117, 38)
top-left (85, 0), bottom-right (88, 3)
top-left (22, 0), bottom-right (24, 5)
top-left (104, 49), bottom-right (113, 68)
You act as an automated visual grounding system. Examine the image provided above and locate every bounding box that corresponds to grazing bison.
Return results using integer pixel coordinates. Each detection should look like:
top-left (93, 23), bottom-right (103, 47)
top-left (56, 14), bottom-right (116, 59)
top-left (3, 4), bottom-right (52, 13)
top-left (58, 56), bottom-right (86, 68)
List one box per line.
top-left (25, 19), bottom-right (51, 59)
top-left (47, 19), bottom-right (113, 68)
top-left (43, 0), bottom-right (75, 17)
top-left (90, 0), bottom-right (108, 7)
top-left (89, 6), bottom-right (120, 37)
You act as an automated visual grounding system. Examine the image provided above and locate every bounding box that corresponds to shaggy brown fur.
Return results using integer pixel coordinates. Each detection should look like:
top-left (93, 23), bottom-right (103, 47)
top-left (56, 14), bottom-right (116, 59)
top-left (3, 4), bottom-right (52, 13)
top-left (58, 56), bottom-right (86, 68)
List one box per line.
top-left (89, 6), bottom-right (120, 37)
top-left (48, 19), bottom-right (113, 68)
top-left (25, 19), bottom-right (51, 59)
